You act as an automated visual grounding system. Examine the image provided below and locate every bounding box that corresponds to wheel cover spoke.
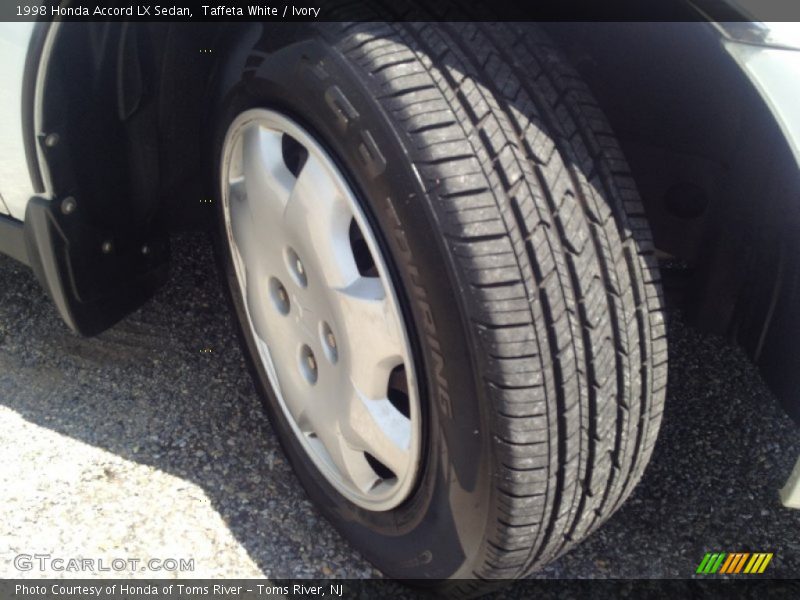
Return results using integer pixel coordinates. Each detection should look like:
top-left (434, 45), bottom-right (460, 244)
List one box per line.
top-left (340, 386), bottom-right (411, 478)
top-left (312, 426), bottom-right (382, 493)
top-left (334, 277), bottom-right (403, 399)
top-left (243, 125), bottom-right (293, 214)
top-left (284, 154), bottom-right (358, 290)
top-left (221, 109), bottom-right (421, 511)
top-left (229, 180), bottom-right (270, 277)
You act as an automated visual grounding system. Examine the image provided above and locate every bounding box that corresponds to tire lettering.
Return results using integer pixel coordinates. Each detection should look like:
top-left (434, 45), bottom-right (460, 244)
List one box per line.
top-left (358, 130), bottom-right (386, 179)
top-left (324, 85), bottom-right (359, 130)
top-left (386, 196), bottom-right (453, 420)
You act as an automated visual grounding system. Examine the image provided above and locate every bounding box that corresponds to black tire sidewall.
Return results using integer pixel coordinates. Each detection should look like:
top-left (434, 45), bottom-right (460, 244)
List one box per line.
top-left (213, 34), bottom-right (494, 579)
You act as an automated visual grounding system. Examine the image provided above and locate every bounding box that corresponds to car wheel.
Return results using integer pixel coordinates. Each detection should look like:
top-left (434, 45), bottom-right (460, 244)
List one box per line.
top-left (214, 21), bottom-right (667, 586)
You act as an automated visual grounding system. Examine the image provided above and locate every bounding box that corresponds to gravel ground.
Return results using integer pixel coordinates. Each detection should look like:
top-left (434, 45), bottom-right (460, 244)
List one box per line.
top-left (1, 232), bottom-right (798, 584)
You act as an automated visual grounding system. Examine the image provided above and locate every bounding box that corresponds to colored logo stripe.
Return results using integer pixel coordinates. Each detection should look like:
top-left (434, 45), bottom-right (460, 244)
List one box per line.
top-left (697, 552), bottom-right (773, 574)
top-left (721, 553), bottom-right (748, 574)
top-left (697, 553), bottom-right (726, 574)
top-left (719, 553), bottom-right (737, 573)
top-left (744, 553), bottom-right (773, 574)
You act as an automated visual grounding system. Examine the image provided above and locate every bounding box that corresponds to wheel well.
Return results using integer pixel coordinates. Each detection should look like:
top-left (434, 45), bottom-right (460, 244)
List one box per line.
top-left (49, 20), bottom-right (793, 303)
top-left (548, 22), bottom-right (800, 419)
top-left (40, 21), bottom-right (800, 418)
top-left (40, 22), bottom-right (244, 238)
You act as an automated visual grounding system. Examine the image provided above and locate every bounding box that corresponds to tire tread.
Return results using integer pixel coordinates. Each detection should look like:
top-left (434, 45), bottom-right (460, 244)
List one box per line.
top-left (326, 19), bottom-right (667, 579)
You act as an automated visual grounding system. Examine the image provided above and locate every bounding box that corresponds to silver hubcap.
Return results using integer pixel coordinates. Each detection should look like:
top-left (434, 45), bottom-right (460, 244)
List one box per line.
top-left (221, 109), bottom-right (421, 511)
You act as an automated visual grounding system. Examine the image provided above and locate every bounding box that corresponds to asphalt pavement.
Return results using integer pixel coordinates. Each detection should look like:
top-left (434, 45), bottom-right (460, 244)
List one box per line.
top-left (1, 232), bottom-right (798, 586)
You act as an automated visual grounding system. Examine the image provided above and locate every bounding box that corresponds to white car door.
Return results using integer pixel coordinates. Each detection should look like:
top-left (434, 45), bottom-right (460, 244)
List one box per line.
top-left (0, 22), bottom-right (38, 220)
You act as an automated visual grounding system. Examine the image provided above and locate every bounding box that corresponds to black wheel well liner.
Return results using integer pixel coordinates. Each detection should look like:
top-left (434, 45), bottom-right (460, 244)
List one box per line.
top-left (38, 22), bottom-right (247, 237)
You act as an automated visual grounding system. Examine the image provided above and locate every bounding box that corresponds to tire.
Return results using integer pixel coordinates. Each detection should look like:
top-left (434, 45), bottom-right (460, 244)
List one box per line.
top-left (213, 21), bottom-right (667, 586)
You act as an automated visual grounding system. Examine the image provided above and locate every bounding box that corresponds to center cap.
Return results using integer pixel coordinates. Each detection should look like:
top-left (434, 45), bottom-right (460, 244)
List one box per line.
top-left (291, 290), bottom-right (317, 337)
